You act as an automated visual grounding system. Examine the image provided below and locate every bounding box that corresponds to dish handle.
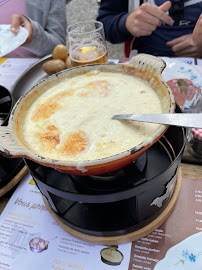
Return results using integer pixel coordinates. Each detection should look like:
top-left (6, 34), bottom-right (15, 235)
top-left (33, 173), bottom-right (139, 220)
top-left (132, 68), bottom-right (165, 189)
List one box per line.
top-left (127, 53), bottom-right (166, 75)
top-left (0, 126), bottom-right (27, 158)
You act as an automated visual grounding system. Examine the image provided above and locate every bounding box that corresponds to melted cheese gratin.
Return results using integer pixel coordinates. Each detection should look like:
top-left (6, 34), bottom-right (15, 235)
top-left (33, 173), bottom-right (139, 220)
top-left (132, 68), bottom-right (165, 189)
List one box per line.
top-left (22, 70), bottom-right (162, 161)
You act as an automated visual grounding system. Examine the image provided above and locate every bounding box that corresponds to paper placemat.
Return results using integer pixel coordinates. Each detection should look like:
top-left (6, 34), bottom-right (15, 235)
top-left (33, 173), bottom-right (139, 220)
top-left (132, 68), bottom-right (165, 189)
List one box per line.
top-left (0, 172), bottom-right (201, 270)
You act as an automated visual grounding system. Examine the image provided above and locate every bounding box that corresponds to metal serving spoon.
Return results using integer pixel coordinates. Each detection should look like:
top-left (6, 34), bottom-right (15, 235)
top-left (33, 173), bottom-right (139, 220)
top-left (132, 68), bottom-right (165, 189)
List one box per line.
top-left (112, 114), bottom-right (202, 129)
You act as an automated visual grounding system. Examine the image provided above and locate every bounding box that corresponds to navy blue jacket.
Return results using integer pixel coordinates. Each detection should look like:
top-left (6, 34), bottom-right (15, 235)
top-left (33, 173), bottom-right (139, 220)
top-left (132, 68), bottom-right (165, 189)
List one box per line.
top-left (97, 0), bottom-right (202, 56)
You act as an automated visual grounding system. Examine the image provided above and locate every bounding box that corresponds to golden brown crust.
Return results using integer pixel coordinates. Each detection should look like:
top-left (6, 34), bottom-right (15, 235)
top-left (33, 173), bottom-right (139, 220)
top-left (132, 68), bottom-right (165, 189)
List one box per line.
top-left (79, 80), bottom-right (111, 97)
top-left (36, 125), bottom-right (60, 148)
top-left (31, 90), bottom-right (75, 122)
top-left (60, 130), bottom-right (88, 156)
top-left (32, 100), bottom-right (61, 122)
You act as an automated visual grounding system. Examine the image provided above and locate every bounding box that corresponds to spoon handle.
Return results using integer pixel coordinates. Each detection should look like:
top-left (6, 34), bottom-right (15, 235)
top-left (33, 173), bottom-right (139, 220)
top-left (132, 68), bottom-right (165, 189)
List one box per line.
top-left (112, 114), bottom-right (202, 129)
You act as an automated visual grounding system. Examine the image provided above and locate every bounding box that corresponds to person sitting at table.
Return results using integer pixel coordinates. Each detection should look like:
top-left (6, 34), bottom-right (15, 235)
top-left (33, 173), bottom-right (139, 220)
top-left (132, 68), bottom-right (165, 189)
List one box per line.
top-left (1, 0), bottom-right (67, 57)
top-left (97, 0), bottom-right (202, 58)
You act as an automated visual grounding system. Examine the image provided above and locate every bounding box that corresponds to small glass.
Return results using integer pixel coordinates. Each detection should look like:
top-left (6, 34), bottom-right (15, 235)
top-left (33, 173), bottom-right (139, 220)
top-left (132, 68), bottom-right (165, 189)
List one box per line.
top-left (67, 21), bottom-right (108, 67)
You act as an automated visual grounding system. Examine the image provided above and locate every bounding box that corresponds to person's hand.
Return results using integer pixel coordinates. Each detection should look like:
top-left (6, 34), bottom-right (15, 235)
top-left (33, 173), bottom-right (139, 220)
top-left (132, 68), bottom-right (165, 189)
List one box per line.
top-left (166, 14), bottom-right (202, 58)
top-left (10, 14), bottom-right (33, 45)
top-left (192, 14), bottom-right (202, 45)
top-left (125, 1), bottom-right (174, 37)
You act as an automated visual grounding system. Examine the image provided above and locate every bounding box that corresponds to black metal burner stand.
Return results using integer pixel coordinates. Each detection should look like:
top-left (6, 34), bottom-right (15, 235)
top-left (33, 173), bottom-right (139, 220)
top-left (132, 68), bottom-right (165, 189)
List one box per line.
top-left (25, 118), bottom-right (186, 244)
top-left (0, 86), bottom-right (27, 195)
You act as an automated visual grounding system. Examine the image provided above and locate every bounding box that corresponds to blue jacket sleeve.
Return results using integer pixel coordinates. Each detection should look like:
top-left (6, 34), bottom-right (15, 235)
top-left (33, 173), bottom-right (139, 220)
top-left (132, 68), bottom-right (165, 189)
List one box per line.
top-left (97, 0), bottom-right (132, 44)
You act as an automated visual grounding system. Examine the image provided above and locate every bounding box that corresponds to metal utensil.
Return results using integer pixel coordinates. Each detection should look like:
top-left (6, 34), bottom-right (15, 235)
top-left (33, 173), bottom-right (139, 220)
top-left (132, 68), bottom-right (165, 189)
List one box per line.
top-left (112, 114), bottom-right (202, 129)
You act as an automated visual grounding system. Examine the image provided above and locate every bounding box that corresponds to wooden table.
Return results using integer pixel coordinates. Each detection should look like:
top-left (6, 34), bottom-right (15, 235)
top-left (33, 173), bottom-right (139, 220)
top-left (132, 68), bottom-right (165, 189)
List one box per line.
top-left (181, 162), bottom-right (202, 180)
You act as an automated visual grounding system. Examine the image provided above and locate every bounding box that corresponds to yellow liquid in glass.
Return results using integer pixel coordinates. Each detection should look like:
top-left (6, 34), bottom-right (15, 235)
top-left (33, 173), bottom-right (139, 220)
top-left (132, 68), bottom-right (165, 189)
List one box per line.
top-left (71, 46), bottom-right (108, 66)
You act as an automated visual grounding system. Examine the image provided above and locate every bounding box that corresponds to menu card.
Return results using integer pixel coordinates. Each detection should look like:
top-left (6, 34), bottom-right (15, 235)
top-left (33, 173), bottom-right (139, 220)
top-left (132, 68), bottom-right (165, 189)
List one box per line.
top-left (0, 172), bottom-right (202, 270)
top-left (128, 176), bottom-right (202, 269)
top-left (0, 174), bottom-right (131, 270)
top-left (0, 58), bottom-right (39, 91)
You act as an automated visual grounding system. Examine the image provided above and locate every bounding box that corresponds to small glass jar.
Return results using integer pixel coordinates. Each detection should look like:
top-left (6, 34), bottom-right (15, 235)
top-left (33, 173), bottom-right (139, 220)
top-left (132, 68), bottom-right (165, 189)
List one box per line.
top-left (187, 128), bottom-right (202, 158)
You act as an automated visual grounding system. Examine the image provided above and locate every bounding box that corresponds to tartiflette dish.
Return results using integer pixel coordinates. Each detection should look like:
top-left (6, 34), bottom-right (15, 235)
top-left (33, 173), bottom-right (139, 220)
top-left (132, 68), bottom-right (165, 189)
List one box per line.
top-left (0, 54), bottom-right (175, 175)
top-left (22, 70), bottom-right (163, 161)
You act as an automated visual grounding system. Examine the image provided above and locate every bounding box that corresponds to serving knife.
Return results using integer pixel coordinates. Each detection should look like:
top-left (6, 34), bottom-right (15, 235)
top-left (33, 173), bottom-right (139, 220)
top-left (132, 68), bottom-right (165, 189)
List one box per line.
top-left (112, 114), bottom-right (202, 129)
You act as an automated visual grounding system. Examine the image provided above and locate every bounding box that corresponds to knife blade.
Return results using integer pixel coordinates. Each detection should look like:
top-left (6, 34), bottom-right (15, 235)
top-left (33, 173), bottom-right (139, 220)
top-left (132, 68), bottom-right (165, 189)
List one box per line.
top-left (112, 114), bottom-right (202, 129)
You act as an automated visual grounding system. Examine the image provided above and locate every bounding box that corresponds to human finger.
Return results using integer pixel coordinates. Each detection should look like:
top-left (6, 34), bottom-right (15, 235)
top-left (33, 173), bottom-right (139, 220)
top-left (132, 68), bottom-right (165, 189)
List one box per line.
top-left (174, 46), bottom-right (198, 57)
top-left (168, 35), bottom-right (197, 55)
top-left (135, 27), bottom-right (157, 37)
top-left (166, 35), bottom-right (188, 47)
top-left (128, 20), bottom-right (158, 37)
top-left (10, 14), bottom-right (33, 45)
top-left (132, 19), bottom-right (158, 32)
top-left (126, 11), bottom-right (159, 36)
top-left (10, 14), bottom-right (21, 34)
top-left (159, 1), bottom-right (172, 12)
top-left (192, 14), bottom-right (202, 45)
top-left (169, 37), bottom-right (191, 53)
top-left (135, 9), bottom-right (166, 27)
top-left (141, 1), bottom-right (174, 25)
top-left (173, 44), bottom-right (196, 55)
